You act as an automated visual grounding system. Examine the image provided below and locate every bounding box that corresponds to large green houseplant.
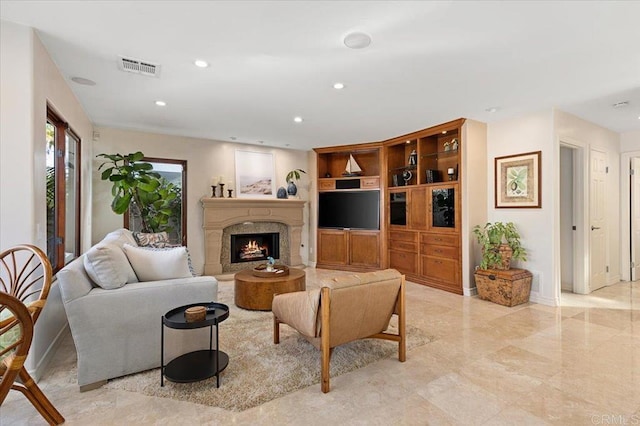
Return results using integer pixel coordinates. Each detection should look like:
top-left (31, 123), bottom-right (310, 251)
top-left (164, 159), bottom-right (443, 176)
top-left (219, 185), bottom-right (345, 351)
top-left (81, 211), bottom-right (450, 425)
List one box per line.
top-left (97, 151), bottom-right (178, 233)
top-left (472, 222), bottom-right (527, 270)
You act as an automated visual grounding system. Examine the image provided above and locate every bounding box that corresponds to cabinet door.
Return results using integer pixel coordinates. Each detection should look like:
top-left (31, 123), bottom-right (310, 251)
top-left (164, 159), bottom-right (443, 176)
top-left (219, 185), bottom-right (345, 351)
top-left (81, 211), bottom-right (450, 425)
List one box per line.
top-left (317, 230), bottom-right (348, 265)
top-left (428, 184), bottom-right (459, 233)
top-left (409, 188), bottom-right (428, 230)
top-left (421, 256), bottom-right (458, 286)
top-left (389, 250), bottom-right (418, 275)
top-left (350, 231), bottom-right (380, 267)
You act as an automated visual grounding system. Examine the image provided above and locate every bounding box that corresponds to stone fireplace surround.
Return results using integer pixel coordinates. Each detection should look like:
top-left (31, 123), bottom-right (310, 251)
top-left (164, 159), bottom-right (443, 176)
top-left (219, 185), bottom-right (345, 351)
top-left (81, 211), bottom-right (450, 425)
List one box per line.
top-left (201, 198), bottom-right (305, 278)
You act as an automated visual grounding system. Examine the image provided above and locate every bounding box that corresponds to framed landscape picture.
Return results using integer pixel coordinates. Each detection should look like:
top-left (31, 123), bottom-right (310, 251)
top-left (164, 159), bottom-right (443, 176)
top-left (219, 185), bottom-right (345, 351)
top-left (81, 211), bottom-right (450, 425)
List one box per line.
top-left (495, 151), bottom-right (541, 208)
top-left (235, 150), bottom-right (275, 198)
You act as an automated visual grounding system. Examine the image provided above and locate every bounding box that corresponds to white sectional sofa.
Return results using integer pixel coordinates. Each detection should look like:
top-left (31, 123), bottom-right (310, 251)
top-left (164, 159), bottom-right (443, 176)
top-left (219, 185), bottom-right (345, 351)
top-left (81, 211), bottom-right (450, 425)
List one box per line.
top-left (57, 229), bottom-right (218, 390)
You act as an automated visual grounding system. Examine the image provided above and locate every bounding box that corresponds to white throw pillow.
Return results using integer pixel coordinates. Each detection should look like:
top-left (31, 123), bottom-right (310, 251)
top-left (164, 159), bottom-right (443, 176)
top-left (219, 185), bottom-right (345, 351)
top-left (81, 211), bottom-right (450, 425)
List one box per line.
top-left (83, 242), bottom-right (138, 289)
top-left (122, 244), bottom-right (192, 282)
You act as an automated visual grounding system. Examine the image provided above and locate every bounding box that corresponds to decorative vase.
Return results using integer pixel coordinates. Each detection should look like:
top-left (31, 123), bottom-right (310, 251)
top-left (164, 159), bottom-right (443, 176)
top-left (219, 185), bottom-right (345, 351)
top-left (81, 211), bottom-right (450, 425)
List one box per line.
top-left (496, 244), bottom-right (513, 270)
top-left (287, 181), bottom-right (297, 196)
top-left (277, 187), bottom-right (288, 199)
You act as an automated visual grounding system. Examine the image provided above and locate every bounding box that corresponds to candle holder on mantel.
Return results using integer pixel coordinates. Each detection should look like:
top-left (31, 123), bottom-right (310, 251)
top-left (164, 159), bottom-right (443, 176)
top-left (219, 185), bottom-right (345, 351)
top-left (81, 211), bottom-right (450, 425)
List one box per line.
top-left (219, 183), bottom-right (225, 198)
top-left (211, 185), bottom-right (217, 197)
top-left (227, 189), bottom-right (233, 198)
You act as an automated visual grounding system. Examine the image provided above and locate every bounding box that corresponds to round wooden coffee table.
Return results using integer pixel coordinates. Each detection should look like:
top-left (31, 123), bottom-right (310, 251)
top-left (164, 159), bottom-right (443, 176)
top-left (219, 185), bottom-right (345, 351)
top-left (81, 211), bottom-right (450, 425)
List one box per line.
top-left (234, 268), bottom-right (305, 311)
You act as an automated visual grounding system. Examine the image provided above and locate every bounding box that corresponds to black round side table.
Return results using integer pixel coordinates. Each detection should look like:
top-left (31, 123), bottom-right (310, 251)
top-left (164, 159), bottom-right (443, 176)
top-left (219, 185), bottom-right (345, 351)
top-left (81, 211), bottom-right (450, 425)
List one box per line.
top-left (161, 302), bottom-right (229, 388)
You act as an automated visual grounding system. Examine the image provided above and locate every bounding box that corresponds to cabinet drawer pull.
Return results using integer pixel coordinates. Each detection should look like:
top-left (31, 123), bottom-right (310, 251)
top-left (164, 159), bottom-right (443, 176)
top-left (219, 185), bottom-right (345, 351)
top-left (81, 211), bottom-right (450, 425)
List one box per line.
top-left (435, 249), bottom-right (442, 254)
top-left (435, 238), bottom-right (442, 241)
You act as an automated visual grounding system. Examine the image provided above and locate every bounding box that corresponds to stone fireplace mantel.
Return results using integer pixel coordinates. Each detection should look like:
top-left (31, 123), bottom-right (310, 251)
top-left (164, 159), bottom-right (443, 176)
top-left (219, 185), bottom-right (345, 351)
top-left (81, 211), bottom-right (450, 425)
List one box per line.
top-left (201, 197), bottom-right (305, 277)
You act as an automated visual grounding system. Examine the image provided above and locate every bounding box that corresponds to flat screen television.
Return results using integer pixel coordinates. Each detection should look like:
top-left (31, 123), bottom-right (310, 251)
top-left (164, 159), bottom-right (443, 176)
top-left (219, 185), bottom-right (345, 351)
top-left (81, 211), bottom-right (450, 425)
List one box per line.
top-left (318, 190), bottom-right (380, 230)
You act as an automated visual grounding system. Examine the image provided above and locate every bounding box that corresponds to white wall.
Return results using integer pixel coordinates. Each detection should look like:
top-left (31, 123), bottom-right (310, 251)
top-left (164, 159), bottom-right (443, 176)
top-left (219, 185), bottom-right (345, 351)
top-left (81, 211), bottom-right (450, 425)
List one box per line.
top-left (0, 21), bottom-right (93, 379)
top-left (487, 110), bottom-right (555, 304)
top-left (1, 21), bottom-right (34, 249)
top-left (621, 130), bottom-right (640, 153)
top-left (554, 109), bottom-right (621, 288)
top-left (92, 127), bottom-right (311, 272)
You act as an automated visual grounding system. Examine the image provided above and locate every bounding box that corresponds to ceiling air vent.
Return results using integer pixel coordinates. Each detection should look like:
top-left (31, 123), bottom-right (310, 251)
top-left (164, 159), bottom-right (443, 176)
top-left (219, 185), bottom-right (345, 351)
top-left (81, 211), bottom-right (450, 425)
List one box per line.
top-left (117, 56), bottom-right (161, 77)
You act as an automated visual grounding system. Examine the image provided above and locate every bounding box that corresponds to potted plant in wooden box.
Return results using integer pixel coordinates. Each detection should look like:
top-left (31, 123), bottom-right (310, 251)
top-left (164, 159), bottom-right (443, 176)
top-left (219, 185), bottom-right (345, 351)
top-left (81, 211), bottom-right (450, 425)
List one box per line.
top-left (472, 222), bottom-right (532, 306)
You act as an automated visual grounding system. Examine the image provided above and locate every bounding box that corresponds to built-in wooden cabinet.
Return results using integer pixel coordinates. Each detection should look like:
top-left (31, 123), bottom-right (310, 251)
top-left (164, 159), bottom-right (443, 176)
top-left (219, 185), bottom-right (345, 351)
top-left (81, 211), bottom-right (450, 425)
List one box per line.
top-left (384, 119), bottom-right (465, 294)
top-left (314, 118), bottom-right (486, 294)
top-left (314, 142), bottom-right (383, 271)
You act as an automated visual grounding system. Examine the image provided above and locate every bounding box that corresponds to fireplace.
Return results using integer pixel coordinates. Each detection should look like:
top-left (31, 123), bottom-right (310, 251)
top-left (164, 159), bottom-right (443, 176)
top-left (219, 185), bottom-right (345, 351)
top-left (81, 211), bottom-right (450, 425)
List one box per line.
top-left (201, 198), bottom-right (305, 276)
top-left (231, 232), bottom-right (280, 263)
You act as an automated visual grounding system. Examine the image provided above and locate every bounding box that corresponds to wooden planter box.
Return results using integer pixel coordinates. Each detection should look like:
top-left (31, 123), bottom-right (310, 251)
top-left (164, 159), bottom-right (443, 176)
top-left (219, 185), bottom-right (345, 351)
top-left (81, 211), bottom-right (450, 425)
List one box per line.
top-left (474, 268), bottom-right (532, 307)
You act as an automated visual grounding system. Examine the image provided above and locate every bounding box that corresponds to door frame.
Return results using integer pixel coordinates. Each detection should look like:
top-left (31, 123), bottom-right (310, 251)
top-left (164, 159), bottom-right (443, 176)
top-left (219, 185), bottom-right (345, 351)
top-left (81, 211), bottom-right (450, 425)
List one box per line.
top-left (558, 138), bottom-right (589, 296)
top-left (620, 150), bottom-right (640, 282)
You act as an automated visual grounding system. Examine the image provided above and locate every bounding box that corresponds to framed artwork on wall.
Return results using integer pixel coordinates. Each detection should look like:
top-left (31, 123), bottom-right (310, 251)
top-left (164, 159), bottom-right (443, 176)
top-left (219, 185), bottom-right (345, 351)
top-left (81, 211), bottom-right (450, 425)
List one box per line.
top-left (235, 150), bottom-right (275, 198)
top-left (495, 151), bottom-right (541, 208)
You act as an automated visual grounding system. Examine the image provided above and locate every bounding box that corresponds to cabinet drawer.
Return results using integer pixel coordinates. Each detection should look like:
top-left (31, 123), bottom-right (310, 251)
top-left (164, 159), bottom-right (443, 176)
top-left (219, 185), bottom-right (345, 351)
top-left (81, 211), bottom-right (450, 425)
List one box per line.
top-left (421, 244), bottom-right (458, 258)
top-left (361, 177), bottom-right (380, 189)
top-left (421, 256), bottom-right (458, 285)
top-left (389, 250), bottom-right (418, 274)
top-left (390, 240), bottom-right (417, 252)
top-left (420, 233), bottom-right (458, 247)
top-left (319, 180), bottom-right (335, 190)
top-left (389, 230), bottom-right (417, 243)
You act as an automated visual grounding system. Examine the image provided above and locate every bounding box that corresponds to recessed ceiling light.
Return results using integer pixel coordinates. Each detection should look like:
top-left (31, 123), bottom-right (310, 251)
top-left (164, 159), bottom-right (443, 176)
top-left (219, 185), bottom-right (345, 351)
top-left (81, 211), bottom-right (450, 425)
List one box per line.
top-left (294, 116), bottom-right (303, 123)
top-left (194, 60), bottom-right (209, 68)
top-left (71, 76), bottom-right (96, 86)
top-left (333, 82), bottom-right (345, 89)
top-left (343, 32), bottom-right (371, 49)
top-left (612, 101), bottom-right (629, 108)
top-left (485, 107), bottom-right (499, 113)
top-left (405, 140), bottom-right (411, 144)
top-left (155, 100), bottom-right (166, 106)
top-left (441, 131), bottom-right (447, 134)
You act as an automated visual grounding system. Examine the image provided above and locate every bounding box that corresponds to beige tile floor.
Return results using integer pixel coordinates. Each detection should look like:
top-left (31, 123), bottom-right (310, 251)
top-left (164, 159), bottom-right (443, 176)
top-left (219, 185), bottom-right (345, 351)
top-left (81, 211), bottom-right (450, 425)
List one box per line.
top-left (2, 268), bottom-right (639, 425)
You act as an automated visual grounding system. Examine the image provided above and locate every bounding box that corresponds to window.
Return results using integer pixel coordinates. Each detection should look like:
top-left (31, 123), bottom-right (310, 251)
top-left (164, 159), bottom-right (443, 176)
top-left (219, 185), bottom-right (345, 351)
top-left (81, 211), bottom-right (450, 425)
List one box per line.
top-left (46, 107), bottom-right (81, 272)
top-left (124, 158), bottom-right (187, 246)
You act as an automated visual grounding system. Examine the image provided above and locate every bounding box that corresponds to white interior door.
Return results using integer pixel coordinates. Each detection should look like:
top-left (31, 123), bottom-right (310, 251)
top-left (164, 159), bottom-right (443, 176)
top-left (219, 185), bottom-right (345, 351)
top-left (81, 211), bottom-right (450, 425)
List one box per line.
top-left (590, 149), bottom-right (607, 291)
top-left (631, 158), bottom-right (640, 281)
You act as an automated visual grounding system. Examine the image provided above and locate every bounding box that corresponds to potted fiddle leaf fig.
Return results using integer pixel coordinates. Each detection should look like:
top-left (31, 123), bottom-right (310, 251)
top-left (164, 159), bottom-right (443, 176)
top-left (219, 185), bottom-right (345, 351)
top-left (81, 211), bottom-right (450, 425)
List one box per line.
top-left (97, 151), bottom-right (178, 233)
top-left (285, 168), bottom-right (306, 197)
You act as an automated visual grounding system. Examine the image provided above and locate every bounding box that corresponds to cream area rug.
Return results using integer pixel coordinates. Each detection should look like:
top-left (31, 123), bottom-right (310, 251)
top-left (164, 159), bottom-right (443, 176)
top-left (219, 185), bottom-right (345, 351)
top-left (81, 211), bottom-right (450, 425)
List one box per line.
top-left (105, 282), bottom-right (432, 412)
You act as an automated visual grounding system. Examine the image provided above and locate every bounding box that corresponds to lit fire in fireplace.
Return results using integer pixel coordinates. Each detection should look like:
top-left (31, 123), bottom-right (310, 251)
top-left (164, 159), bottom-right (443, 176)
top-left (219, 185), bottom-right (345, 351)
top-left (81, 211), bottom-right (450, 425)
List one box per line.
top-left (239, 240), bottom-right (269, 260)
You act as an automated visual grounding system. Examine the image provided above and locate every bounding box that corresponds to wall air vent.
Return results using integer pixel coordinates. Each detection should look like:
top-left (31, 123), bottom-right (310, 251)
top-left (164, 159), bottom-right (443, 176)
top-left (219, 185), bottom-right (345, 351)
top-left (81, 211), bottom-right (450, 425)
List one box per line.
top-left (117, 56), bottom-right (161, 77)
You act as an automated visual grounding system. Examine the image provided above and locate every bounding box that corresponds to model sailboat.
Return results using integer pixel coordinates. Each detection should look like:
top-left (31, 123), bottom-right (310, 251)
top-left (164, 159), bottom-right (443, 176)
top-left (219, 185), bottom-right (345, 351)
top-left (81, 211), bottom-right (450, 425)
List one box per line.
top-left (342, 154), bottom-right (363, 176)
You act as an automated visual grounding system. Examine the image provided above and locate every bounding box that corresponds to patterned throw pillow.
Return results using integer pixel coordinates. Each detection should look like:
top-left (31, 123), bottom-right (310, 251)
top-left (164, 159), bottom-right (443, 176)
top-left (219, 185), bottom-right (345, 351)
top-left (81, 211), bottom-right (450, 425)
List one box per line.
top-left (133, 232), bottom-right (170, 248)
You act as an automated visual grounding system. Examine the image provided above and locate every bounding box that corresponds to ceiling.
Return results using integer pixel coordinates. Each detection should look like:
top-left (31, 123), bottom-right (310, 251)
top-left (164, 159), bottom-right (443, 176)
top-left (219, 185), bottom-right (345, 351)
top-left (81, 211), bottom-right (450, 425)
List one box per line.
top-left (2, 1), bottom-right (639, 151)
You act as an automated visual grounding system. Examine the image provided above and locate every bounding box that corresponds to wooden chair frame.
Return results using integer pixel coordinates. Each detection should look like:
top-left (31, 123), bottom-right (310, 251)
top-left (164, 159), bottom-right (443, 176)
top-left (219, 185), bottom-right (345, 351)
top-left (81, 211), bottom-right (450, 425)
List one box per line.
top-left (0, 245), bottom-right (64, 424)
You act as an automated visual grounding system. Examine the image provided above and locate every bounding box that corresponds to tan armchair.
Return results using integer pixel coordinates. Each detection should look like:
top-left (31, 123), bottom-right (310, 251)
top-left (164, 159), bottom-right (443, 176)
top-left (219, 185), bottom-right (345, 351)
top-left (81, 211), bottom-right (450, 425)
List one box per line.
top-left (272, 269), bottom-right (406, 393)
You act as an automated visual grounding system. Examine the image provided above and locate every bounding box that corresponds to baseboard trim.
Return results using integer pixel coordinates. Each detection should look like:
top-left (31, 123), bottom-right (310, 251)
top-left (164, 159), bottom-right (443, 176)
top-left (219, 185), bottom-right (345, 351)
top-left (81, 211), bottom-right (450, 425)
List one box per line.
top-left (529, 291), bottom-right (557, 306)
top-left (607, 275), bottom-right (621, 286)
top-left (29, 324), bottom-right (70, 382)
top-left (463, 286), bottom-right (478, 296)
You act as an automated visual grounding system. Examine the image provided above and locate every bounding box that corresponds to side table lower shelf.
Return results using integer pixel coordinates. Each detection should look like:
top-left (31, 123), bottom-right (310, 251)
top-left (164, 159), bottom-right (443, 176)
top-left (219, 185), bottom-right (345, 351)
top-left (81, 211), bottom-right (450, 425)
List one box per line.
top-left (164, 349), bottom-right (229, 383)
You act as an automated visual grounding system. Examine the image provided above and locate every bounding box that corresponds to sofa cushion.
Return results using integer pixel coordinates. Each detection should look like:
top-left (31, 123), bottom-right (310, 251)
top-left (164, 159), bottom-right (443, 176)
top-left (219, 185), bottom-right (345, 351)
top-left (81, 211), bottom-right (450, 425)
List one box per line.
top-left (123, 244), bottom-right (192, 282)
top-left (83, 242), bottom-right (138, 289)
top-left (133, 231), bottom-right (170, 248)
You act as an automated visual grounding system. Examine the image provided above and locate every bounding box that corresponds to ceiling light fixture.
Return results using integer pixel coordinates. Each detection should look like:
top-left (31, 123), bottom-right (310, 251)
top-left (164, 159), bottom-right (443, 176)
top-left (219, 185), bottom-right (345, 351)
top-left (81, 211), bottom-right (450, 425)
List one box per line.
top-left (294, 116), bottom-right (303, 123)
top-left (442, 131), bottom-right (447, 134)
top-left (485, 107), bottom-right (499, 113)
top-left (155, 100), bottom-right (166, 106)
top-left (71, 76), bottom-right (96, 86)
top-left (333, 82), bottom-right (345, 89)
top-left (343, 32), bottom-right (371, 49)
top-left (612, 101), bottom-right (629, 108)
top-left (194, 60), bottom-right (209, 68)
top-left (230, 136), bottom-right (237, 140)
